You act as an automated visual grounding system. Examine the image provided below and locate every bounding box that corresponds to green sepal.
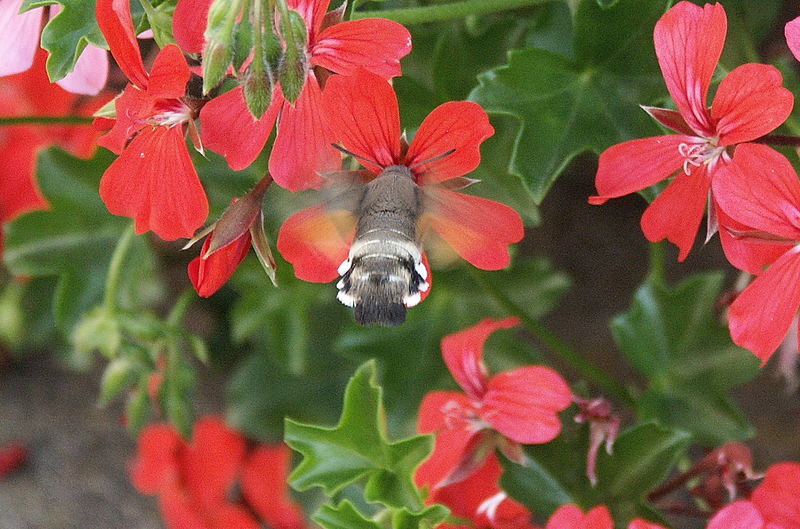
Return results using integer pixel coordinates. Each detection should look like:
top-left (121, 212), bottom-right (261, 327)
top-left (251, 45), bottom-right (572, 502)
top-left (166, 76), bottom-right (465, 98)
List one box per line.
top-left (243, 68), bottom-right (274, 119)
top-left (284, 360), bottom-right (430, 511)
top-left (277, 8), bottom-right (308, 104)
top-left (203, 0), bottom-right (244, 93)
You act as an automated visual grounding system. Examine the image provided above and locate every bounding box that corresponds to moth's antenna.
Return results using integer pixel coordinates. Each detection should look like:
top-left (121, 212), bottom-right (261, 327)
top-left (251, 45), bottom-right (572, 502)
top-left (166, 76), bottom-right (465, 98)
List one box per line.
top-left (408, 148), bottom-right (456, 170)
top-left (332, 144), bottom-right (382, 168)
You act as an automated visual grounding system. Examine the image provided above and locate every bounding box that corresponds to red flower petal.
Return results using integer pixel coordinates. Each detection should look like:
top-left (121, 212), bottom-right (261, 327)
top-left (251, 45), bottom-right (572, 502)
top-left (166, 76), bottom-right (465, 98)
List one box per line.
top-left (441, 318), bottom-right (519, 400)
top-left (728, 248), bottom-right (800, 363)
top-left (276, 204), bottom-right (353, 282)
top-left (0, 0), bottom-right (42, 77)
top-left (786, 16), bottom-right (800, 62)
top-left (640, 164), bottom-right (710, 262)
top-left (321, 68), bottom-right (401, 174)
top-left (406, 101), bottom-right (494, 184)
top-left (269, 74), bottom-right (339, 191)
top-left (546, 504), bottom-right (613, 529)
top-left (706, 501), bottom-right (764, 529)
top-left (312, 18), bottom-right (411, 79)
top-left (716, 206), bottom-right (790, 276)
top-left (482, 366), bottom-right (572, 444)
top-left (241, 445), bottom-right (308, 529)
top-left (147, 45), bottom-right (192, 100)
top-left (751, 462), bottom-right (800, 527)
top-left (0, 129), bottom-right (48, 223)
top-left (97, 84), bottom-right (151, 154)
top-left (158, 481), bottom-right (213, 529)
top-left (96, 0), bottom-right (148, 89)
top-left (200, 86), bottom-right (280, 171)
top-left (173, 0), bottom-right (213, 54)
top-left (99, 125), bottom-right (209, 240)
top-left (712, 144), bottom-right (800, 241)
top-left (415, 391), bottom-right (478, 490)
top-left (423, 188), bottom-right (524, 270)
top-left (210, 504), bottom-right (262, 529)
top-left (129, 423), bottom-right (183, 495)
top-left (653, 2), bottom-right (726, 136)
top-left (188, 233), bottom-right (251, 297)
top-left (711, 64), bottom-right (793, 146)
top-left (181, 417), bottom-right (247, 510)
top-left (590, 135), bottom-right (688, 204)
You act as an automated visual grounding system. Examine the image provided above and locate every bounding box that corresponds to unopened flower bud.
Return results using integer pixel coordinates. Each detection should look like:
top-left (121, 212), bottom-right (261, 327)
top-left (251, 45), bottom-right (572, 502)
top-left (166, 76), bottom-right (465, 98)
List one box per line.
top-left (99, 357), bottom-right (134, 404)
top-left (202, 0), bottom-right (243, 94)
top-left (243, 67), bottom-right (273, 119)
top-left (278, 9), bottom-right (308, 104)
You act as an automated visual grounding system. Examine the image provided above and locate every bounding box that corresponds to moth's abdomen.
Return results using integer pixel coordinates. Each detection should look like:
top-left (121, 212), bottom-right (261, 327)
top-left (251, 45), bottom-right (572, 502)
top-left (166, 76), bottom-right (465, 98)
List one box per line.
top-left (336, 166), bottom-right (429, 326)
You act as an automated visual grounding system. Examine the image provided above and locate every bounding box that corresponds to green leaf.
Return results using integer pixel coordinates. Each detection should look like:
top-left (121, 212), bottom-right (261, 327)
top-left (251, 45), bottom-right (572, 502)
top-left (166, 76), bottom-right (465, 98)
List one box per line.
top-left (4, 149), bottom-right (160, 333)
top-left (285, 361), bottom-right (431, 511)
top-left (611, 273), bottom-right (760, 444)
top-left (470, 0), bottom-right (669, 203)
top-left (502, 421), bottom-right (689, 525)
top-left (313, 501), bottom-right (383, 529)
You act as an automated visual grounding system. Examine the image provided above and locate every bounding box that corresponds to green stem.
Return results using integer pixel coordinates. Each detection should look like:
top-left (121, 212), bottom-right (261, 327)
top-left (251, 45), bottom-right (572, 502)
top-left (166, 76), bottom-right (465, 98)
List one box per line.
top-left (103, 224), bottom-right (136, 312)
top-left (469, 268), bottom-right (634, 406)
top-left (166, 289), bottom-right (195, 327)
top-left (0, 115), bottom-right (93, 126)
top-left (353, 0), bottom-right (548, 24)
top-left (647, 241), bottom-right (665, 285)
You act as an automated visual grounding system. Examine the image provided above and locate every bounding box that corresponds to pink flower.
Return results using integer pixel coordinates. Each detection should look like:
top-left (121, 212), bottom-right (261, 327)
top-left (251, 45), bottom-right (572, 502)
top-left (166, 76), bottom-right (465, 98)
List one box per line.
top-left (712, 143), bottom-right (800, 362)
top-left (277, 68), bottom-right (524, 296)
top-left (95, 0), bottom-right (209, 241)
top-left (590, 1), bottom-right (793, 260)
top-left (0, 0), bottom-right (108, 95)
top-left (414, 318), bottom-right (572, 490)
top-left (545, 504), bottom-right (667, 529)
top-left (200, 0), bottom-right (412, 191)
top-left (706, 462), bottom-right (800, 529)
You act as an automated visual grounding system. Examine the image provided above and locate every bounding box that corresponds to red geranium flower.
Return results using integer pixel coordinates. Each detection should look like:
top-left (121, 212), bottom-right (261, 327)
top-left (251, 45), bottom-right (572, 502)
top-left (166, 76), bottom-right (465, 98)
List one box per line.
top-left (95, 0), bottom-right (209, 241)
top-left (414, 318), bottom-right (572, 490)
top-left (200, 0), bottom-right (412, 191)
top-left (545, 504), bottom-right (667, 529)
top-left (277, 68), bottom-right (524, 291)
top-left (590, 1), bottom-right (793, 260)
top-left (1, 50), bottom-right (102, 254)
top-left (706, 462), bottom-right (800, 529)
top-left (712, 143), bottom-right (800, 362)
top-left (130, 417), bottom-right (310, 529)
top-left (431, 454), bottom-right (537, 529)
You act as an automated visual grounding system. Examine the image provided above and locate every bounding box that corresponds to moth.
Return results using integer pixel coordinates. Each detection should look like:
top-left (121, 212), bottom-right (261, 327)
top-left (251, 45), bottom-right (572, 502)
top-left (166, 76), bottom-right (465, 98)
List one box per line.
top-left (331, 163), bottom-right (430, 327)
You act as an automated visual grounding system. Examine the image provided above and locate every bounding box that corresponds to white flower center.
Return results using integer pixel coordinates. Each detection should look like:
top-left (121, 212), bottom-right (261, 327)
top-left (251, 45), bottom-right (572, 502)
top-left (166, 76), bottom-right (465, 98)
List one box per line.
top-left (678, 139), bottom-right (725, 175)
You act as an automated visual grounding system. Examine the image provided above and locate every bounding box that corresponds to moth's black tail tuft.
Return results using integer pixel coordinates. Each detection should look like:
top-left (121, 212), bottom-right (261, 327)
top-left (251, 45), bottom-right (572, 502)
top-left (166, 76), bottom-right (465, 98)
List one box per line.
top-left (354, 299), bottom-right (407, 326)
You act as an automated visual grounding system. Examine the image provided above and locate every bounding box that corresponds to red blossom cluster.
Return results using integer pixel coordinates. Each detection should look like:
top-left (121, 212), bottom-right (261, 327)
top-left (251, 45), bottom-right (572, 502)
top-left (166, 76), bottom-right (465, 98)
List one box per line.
top-left (591, 1), bottom-right (800, 363)
top-left (415, 318), bottom-right (572, 529)
top-left (131, 416), bottom-right (310, 529)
